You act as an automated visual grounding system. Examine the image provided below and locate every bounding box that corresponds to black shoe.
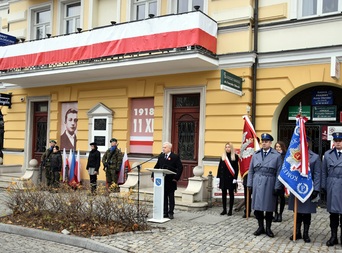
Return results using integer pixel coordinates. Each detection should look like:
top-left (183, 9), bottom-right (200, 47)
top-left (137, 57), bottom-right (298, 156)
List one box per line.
top-left (242, 214), bottom-right (246, 218)
top-left (163, 214), bottom-right (168, 218)
top-left (220, 211), bottom-right (227, 215)
top-left (277, 213), bottom-right (282, 222)
top-left (168, 214), bottom-right (174, 219)
top-left (254, 227), bottom-right (265, 236)
top-left (227, 211), bottom-right (232, 216)
top-left (289, 233), bottom-right (302, 241)
top-left (326, 237), bottom-right (338, 246)
top-left (266, 227), bottom-right (274, 238)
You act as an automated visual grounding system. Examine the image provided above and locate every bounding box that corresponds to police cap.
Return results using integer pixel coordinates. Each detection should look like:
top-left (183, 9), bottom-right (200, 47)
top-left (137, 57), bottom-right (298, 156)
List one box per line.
top-left (49, 140), bottom-right (57, 144)
top-left (332, 132), bottom-right (342, 140)
top-left (261, 133), bottom-right (274, 141)
top-left (110, 138), bottom-right (118, 143)
top-left (89, 142), bottom-right (97, 146)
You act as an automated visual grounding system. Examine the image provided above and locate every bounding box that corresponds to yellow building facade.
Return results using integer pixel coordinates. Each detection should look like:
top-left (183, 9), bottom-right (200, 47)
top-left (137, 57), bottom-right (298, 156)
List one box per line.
top-left (0, 0), bottom-right (341, 184)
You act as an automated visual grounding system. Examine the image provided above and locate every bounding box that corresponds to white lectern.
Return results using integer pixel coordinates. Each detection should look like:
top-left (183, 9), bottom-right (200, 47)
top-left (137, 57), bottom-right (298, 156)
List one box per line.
top-left (147, 168), bottom-right (176, 223)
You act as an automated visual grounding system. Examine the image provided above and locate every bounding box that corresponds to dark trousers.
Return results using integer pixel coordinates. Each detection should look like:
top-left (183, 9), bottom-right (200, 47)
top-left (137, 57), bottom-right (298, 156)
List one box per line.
top-left (329, 213), bottom-right (342, 228)
top-left (296, 213), bottom-right (311, 225)
top-left (90, 174), bottom-right (97, 193)
top-left (254, 210), bottom-right (273, 220)
top-left (52, 171), bottom-right (60, 188)
top-left (164, 189), bottom-right (175, 215)
top-left (275, 191), bottom-right (285, 214)
top-left (222, 187), bottom-right (235, 211)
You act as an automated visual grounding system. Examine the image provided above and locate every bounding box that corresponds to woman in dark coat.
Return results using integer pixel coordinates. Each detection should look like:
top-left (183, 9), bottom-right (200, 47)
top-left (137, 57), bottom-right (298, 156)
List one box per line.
top-left (86, 142), bottom-right (101, 194)
top-left (50, 145), bottom-right (62, 188)
top-left (273, 141), bottom-right (287, 222)
top-left (217, 142), bottom-right (239, 216)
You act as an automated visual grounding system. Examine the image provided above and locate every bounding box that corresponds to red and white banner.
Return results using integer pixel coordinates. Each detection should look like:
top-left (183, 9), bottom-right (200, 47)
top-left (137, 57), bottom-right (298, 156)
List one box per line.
top-left (239, 115), bottom-right (259, 178)
top-left (130, 98), bottom-right (154, 153)
top-left (0, 12), bottom-right (217, 70)
top-left (118, 149), bottom-right (131, 185)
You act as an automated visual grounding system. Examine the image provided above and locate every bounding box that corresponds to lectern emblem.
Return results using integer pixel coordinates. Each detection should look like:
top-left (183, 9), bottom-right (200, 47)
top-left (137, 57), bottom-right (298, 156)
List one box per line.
top-left (155, 178), bottom-right (162, 187)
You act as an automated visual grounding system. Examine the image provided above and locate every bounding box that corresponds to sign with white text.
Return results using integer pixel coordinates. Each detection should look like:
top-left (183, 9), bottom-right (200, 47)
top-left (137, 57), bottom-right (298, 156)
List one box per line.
top-left (130, 98), bottom-right (154, 153)
top-left (220, 70), bottom-right (243, 96)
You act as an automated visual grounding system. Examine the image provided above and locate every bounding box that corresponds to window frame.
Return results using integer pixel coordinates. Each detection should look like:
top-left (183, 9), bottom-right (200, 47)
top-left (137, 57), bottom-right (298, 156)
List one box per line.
top-left (130, 0), bottom-right (160, 21)
top-left (87, 103), bottom-right (114, 153)
top-left (298, 0), bottom-right (341, 19)
top-left (64, 1), bottom-right (81, 34)
top-left (168, 0), bottom-right (207, 14)
top-left (58, 0), bottom-right (82, 35)
top-left (29, 3), bottom-right (52, 40)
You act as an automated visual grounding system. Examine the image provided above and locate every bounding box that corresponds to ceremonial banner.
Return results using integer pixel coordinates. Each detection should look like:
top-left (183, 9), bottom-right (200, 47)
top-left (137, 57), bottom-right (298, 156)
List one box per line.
top-left (278, 116), bottom-right (313, 203)
top-left (62, 148), bottom-right (68, 182)
top-left (68, 149), bottom-right (81, 186)
top-left (239, 115), bottom-right (259, 177)
top-left (118, 149), bottom-right (131, 184)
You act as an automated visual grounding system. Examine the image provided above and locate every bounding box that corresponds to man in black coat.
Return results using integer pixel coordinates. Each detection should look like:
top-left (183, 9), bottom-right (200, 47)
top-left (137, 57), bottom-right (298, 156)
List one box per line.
top-left (152, 142), bottom-right (183, 219)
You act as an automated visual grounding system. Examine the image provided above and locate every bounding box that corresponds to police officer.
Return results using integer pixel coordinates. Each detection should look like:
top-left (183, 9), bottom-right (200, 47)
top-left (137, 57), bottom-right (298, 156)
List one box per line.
top-left (284, 138), bottom-right (321, 243)
top-left (322, 132), bottom-right (342, 246)
top-left (102, 138), bottom-right (123, 190)
top-left (41, 140), bottom-right (57, 186)
top-left (247, 133), bottom-right (282, 237)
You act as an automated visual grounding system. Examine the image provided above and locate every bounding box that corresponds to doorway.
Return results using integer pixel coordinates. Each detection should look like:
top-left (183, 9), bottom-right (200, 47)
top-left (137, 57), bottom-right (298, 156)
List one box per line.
top-left (171, 94), bottom-right (200, 187)
top-left (32, 102), bottom-right (48, 164)
top-left (278, 85), bottom-right (342, 159)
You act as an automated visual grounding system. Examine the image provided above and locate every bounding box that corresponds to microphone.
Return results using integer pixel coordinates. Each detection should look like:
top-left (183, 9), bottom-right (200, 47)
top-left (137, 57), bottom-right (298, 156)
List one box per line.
top-left (158, 152), bottom-right (164, 158)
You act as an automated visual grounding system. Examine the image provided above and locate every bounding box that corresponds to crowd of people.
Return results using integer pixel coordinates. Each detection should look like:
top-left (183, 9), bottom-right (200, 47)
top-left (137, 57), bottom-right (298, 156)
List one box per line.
top-left (216, 131), bottom-right (342, 246)
top-left (39, 127), bottom-right (342, 246)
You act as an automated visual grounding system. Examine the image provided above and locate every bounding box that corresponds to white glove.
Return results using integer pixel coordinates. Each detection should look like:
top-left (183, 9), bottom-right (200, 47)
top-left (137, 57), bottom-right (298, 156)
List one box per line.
top-left (233, 179), bottom-right (237, 184)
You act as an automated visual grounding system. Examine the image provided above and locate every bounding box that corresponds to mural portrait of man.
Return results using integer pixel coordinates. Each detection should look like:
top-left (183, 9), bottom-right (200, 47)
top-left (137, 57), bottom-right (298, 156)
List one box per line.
top-left (60, 103), bottom-right (78, 151)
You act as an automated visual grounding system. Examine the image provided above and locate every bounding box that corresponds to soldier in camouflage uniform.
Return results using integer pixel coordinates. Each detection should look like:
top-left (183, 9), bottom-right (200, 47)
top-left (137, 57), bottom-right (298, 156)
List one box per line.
top-left (102, 138), bottom-right (123, 190)
top-left (41, 140), bottom-right (56, 186)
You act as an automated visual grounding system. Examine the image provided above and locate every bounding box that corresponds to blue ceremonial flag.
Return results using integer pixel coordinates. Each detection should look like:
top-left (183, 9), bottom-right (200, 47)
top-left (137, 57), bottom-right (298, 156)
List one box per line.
top-left (278, 116), bottom-right (313, 203)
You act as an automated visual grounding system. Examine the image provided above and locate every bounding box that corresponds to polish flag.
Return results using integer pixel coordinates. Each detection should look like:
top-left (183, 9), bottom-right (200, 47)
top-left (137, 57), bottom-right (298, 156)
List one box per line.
top-left (118, 149), bottom-right (131, 185)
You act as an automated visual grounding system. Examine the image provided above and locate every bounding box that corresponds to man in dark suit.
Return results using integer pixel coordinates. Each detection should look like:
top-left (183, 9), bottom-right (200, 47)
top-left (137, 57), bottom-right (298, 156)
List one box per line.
top-left (60, 108), bottom-right (78, 151)
top-left (152, 142), bottom-right (183, 219)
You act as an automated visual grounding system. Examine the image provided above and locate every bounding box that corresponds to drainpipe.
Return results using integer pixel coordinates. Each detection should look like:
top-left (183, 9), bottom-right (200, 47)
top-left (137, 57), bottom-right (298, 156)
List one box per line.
top-left (251, 0), bottom-right (259, 126)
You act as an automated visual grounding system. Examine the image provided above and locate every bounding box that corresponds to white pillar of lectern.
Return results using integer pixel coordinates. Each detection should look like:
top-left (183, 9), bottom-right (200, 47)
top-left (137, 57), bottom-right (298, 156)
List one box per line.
top-left (147, 168), bottom-right (176, 223)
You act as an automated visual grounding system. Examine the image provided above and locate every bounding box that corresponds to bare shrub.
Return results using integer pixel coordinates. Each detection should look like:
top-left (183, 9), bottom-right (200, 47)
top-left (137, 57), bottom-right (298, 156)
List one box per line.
top-left (2, 180), bottom-right (150, 236)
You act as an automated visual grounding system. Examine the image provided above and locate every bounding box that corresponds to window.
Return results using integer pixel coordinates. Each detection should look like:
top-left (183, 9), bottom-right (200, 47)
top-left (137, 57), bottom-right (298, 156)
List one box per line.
top-left (87, 103), bottom-right (113, 153)
top-left (63, 1), bottom-right (81, 34)
top-left (133, 0), bottom-right (157, 20)
top-left (33, 9), bottom-right (51, 39)
top-left (300, 0), bottom-right (340, 18)
top-left (176, 0), bottom-right (204, 13)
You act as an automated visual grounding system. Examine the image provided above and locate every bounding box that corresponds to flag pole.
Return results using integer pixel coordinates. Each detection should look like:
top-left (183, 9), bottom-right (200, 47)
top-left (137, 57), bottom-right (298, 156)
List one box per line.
top-left (292, 103), bottom-right (302, 241)
top-left (246, 186), bottom-right (250, 219)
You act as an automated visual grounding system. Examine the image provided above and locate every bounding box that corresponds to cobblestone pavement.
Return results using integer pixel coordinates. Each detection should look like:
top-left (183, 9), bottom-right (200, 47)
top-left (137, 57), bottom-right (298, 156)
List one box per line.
top-left (93, 205), bottom-right (342, 253)
top-left (2, 187), bottom-right (342, 253)
top-left (0, 231), bottom-right (96, 253)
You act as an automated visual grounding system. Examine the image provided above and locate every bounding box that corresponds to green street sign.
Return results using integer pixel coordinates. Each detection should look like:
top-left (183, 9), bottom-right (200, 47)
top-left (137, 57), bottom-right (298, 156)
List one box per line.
top-left (220, 70), bottom-right (243, 96)
top-left (312, 106), bottom-right (336, 121)
top-left (288, 106), bottom-right (311, 120)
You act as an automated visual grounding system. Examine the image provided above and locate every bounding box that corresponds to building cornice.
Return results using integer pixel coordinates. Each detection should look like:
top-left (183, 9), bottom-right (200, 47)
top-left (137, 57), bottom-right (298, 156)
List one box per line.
top-left (258, 45), bottom-right (342, 68)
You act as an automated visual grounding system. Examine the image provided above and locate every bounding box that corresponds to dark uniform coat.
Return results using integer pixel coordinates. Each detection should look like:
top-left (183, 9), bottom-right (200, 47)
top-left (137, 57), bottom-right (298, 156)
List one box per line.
top-left (102, 148), bottom-right (123, 172)
top-left (287, 150), bottom-right (321, 213)
top-left (50, 151), bottom-right (62, 172)
top-left (41, 147), bottom-right (54, 167)
top-left (87, 149), bottom-right (101, 173)
top-left (153, 152), bottom-right (183, 191)
top-left (217, 153), bottom-right (239, 190)
top-left (247, 148), bottom-right (282, 212)
top-left (322, 148), bottom-right (342, 213)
